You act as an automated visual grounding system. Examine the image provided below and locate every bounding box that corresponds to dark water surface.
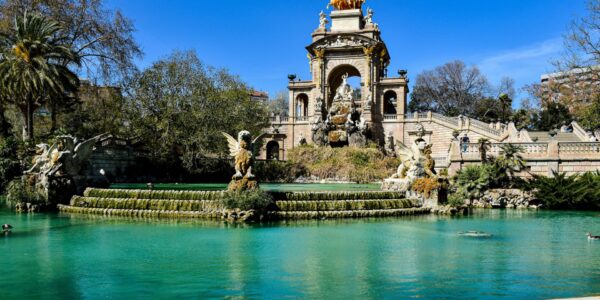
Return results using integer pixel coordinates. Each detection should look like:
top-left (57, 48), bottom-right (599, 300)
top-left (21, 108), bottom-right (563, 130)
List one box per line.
top-left (1, 209), bottom-right (599, 299)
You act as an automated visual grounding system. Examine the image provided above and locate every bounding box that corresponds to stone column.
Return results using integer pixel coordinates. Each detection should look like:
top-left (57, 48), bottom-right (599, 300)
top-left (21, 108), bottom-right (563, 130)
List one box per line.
top-left (547, 140), bottom-right (560, 176)
top-left (448, 140), bottom-right (462, 176)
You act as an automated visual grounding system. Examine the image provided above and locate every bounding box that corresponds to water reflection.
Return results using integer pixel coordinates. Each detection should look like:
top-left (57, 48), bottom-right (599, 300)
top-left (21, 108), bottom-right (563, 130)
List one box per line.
top-left (0, 209), bottom-right (599, 299)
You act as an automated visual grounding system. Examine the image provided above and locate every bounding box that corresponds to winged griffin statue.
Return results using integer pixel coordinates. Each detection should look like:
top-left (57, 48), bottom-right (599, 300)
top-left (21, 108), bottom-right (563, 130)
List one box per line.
top-left (391, 139), bottom-right (427, 180)
top-left (17, 134), bottom-right (108, 207)
top-left (222, 131), bottom-right (266, 181)
top-left (25, 134), bottom-right (108, 177)
top-left (390, 138), bottom-right (436, 181)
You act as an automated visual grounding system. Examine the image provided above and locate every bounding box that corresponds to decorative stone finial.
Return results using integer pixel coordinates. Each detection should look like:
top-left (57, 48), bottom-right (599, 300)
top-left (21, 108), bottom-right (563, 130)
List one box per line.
top-left (319, 11), bottom-right (328, 29)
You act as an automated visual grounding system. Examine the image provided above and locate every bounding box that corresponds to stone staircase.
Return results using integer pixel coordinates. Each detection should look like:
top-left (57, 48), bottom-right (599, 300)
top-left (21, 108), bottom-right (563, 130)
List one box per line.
top-left (269, 191), bottom-right (428, 219)
top-left (58, 189), bottom-right (430, 220)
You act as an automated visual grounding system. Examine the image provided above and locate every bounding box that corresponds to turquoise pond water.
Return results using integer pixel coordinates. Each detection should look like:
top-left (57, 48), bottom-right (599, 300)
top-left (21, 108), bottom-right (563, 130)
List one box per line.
top-left (1, 209), bottom-right (599, 299)
top-left (109, 183), bottom-right (382, 192)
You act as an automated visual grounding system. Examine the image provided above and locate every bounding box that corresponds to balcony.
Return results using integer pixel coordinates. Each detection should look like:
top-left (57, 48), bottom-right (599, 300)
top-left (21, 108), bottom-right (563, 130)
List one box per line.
top-left (383, 114), bottom-right (398, 121)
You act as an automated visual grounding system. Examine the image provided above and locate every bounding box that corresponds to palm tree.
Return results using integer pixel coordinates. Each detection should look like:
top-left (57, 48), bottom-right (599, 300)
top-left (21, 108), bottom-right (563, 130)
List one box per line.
top-left (496, 143), bottom-right (525, 179)
top-left (477, 138), bottom-right (491, 163)
top-left (499, 93), bottom-right (512, 123)
top-left (0, 12), bottom-right (80, 142)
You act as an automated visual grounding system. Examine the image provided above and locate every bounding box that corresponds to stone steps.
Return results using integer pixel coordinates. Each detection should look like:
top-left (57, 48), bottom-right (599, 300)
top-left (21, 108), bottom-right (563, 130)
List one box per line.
top-left (59, 188), bottom-right (423, 220)
top-left (274, 199), bottom-right (417, 211)
top-left (70, 196), bottom-right (222, 211)
top-left (272, 208), bottom-right (431, 219)
top-left (58, 204), bottom-right (222, 219)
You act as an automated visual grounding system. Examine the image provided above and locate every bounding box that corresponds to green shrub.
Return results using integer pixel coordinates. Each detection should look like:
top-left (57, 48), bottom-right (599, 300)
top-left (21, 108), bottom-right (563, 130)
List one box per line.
top-left (287, 146), bottom-right (400, 183)
top-left (525, 171), bottom-right (600, 210)
top-left (5, 179), bottom-right (46, 207)
top-left (447, 193), bottom-right (466, 208)
top-left (0, 137), bottom-right (22, 194)
top-left (452, 165), bottom-right (494, 202)
top-left (220, 189), bottom-right (274, 213)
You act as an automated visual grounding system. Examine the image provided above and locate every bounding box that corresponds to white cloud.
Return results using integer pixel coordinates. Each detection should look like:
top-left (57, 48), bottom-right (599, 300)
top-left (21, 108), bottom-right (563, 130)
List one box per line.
top-left (478, 38), bottom-right (564, 87)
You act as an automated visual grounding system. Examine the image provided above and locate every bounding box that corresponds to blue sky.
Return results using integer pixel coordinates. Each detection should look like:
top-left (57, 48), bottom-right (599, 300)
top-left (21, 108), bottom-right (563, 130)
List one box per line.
top-left (105, 0), bottom-right (588, 106)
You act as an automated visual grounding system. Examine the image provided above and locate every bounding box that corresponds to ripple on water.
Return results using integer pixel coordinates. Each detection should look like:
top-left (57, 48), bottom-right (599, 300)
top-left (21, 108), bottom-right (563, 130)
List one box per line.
top-left (0, 209), bottom-right (599, 299)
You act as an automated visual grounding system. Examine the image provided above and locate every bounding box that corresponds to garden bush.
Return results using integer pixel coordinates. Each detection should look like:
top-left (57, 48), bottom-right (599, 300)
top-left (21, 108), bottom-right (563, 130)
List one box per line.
top-left (287, 145), bottom-right (400, 183)
top-left (5, 179), bottom-right (46, 207)
top-left (411, 177), bottom-right (440, 199)
top-left (524, 171), bottom-right (600, 210)
top-left (0, 137), bottom-right (22, 194)
top-left (220, 189), bottom-right (274, 213)
top-left (446, 193), bottom-right (466, 208)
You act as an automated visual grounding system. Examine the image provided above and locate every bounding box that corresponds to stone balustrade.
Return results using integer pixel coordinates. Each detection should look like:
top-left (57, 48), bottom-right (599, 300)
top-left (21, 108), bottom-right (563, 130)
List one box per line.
top-left (460, 142), bottom-right (550, 156)
top-left (449, 140), bottom-right (600, 177)
top-left (269, 116), bottom-right (291, 124)
top-left (559, 142), bottom-right (600, 154)
top-left (431, 113), bottom-right (459, 126)
top-left (383, 114), bottom-right (398, 121)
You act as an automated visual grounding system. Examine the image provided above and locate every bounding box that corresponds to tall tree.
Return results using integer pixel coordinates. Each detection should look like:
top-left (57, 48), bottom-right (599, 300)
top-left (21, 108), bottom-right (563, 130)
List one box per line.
top-left (267, 91), bottom-right (289, 117)
top-left (578, 94), bottom-right (600, 131)
top-left (0, 0), bottom-right (142, 134)
top-left (0, 0), bottom-right (141, 84)
top-left (0, 12), bottom-right (80, 142)
top-left (496, 77), bottom-right (516, 100)
top-left (408, 60), bottom-right (490, 117)
top-left (499, 93), bottom-right (513, 123)
top-left (127, 51), bottom-right (269, 174)
top-left (536, 102), bottom-right (572, 131)
top-left (561, 0), bottom-right (600, 69)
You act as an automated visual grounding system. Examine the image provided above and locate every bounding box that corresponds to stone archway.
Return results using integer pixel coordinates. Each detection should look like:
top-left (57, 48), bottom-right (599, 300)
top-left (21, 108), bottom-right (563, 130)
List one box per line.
top-left (327, 64), bottom-right (362, 108)
top-left (384, 90), bottom-right (398, 115)
top-left (266, 141), bottom-right (280, 160)
top-left (296, 93), bottom-right (309, 119)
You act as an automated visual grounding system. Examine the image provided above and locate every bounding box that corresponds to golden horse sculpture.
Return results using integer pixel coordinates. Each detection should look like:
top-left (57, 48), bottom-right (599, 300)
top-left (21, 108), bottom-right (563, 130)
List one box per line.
top-left (328, 0), bottom-right (366, 10)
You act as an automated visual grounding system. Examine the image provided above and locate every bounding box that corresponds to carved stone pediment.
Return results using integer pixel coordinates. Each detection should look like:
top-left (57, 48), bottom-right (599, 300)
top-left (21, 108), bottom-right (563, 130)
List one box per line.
top-left (310, 34), bottom-right (378, 51)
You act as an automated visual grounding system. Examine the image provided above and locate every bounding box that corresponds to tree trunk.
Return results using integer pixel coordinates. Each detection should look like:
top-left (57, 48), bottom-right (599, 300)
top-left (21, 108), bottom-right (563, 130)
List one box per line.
top-left (50, 101), bottom-right (57, 135)
top-left (0, 104), bottom-right (10, 138)
top-left (22, 97), bottom-right (34, 143)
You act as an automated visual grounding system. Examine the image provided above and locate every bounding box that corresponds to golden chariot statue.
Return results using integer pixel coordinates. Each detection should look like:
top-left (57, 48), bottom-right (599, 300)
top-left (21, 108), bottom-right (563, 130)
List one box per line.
top-left (328, 0), bottom-right (366, 10)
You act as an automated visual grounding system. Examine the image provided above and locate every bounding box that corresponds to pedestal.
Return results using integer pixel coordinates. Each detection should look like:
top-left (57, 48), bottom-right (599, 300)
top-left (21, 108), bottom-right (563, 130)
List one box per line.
top-left (330, 9), bottom-right (363, 32)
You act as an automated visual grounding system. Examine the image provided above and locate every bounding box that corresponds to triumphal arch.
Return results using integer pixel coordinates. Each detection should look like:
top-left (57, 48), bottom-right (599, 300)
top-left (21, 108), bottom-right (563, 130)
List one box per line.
top-left (262, 0), bottom-right (408, 158)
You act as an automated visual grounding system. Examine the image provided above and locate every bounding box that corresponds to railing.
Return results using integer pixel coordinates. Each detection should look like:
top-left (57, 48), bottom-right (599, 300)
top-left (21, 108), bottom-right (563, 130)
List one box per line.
top-left (559, 142), bottom-right (600, 154)
top-left (469, 118), bottom-right (502, 136)
top-left (383, 114), bottom-right (398, 121)
top-left (418, 112), bottom-right (429, 118)
top-left (431, 113), bottom-right (459, 126)
top-left (269, 116), bottom-right (290, 123)
top-left (432, 156), bottom-right (448, 167)
top-left (461, 143), bottom-right (549, 155)
top-left (295, 116), bottom-right (309, 122)
top-left (517, 143), bottom-right (549, 154)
